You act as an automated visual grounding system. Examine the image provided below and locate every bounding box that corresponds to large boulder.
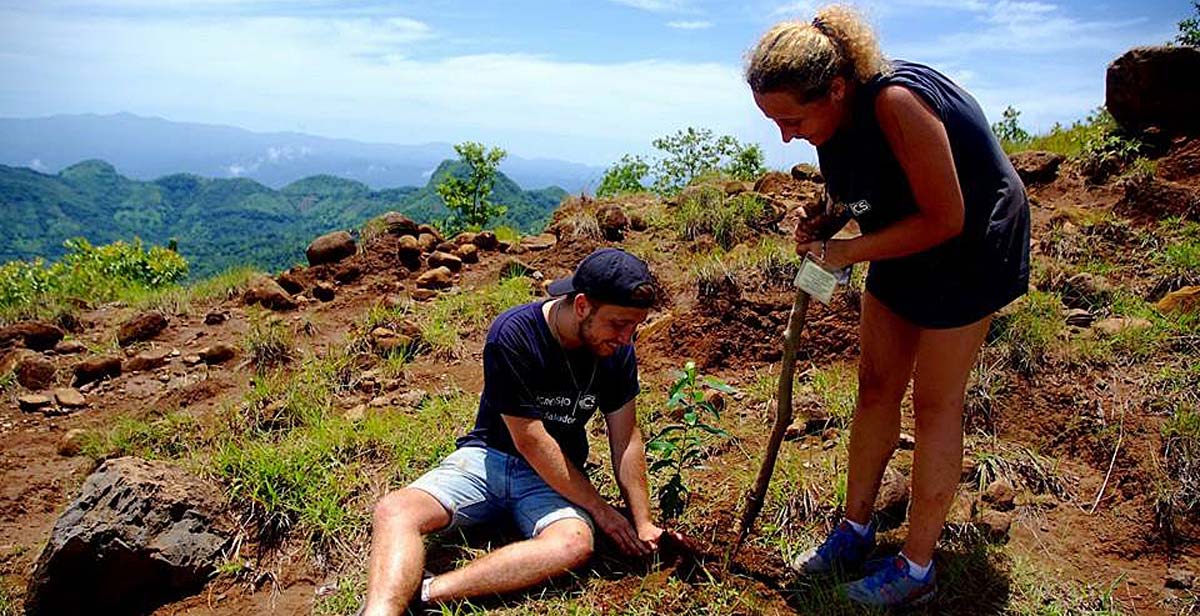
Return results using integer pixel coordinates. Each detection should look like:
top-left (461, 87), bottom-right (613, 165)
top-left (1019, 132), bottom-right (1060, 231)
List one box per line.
top-left (1107, 46), bottom-right (1200, 137)
top-left (428, 250), bottom-right (464, 273)
top-left (73, 355), bottom-right (122, 387)
top-left (117, 311), bottom-right (169, 347)
top-left (416, 266), bottom-right (454, 290)
top-left (306, 230), bottom-right (357, 266)
top-left (243, 275), bottom-right (298, 311)
top-left (1009, 151), bottom-right (1064, 186)
top-left (596, 204), bottom-right (629, 241)
top-left (379, 211), bottom-right (419, 237)
top-left (16, 355), bottom-right (57, 390)
top-left (25, 457), bottom-right (234, 616)
top-left (0, 321), bottom-right (65, 351)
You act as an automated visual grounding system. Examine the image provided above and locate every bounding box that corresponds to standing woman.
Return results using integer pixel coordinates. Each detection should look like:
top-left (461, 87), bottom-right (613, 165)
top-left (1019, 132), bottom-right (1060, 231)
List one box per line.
top-left (745, 5), bottom-right (1030, 608)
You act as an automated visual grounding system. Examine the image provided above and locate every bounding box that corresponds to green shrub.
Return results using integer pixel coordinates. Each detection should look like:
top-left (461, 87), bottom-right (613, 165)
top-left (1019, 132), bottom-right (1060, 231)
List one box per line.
top-left (419, 277), bottom-right (533, 356)
top-left (991, 290), bottom-right (1064, 374)
top-left (1177, 1), bottom-right (1199, 46)
top-left (81, 412), bottom-right (200, 461)
top-left (596, 154), bottom-right (651, 198)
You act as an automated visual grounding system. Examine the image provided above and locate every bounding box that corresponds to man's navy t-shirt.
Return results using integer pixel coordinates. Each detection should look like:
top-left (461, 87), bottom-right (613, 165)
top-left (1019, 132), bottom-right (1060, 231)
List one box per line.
top-left (456, 300), bottom-right (640, 469)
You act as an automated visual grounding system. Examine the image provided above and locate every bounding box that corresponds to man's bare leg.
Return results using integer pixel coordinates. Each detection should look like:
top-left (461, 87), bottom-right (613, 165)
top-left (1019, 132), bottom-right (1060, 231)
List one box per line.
top-left (363, 488), bottom-right (451, 616)
top-left (426, 518), bottom-right (593, 603)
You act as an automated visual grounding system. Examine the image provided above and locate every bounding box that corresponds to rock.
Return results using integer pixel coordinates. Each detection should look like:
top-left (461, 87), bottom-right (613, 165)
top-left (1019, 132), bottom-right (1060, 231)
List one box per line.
top-left (243, 275), bottom-right (297, 311)
top-left (25, 457), bottom-right (234, 616)
top-left (181, 354), bottom-right (203, 366)
top-left (1165, 567), bottom-right (1196, 590)
top-left (1065, 308), bottom-right (1094, 328)
top-left (379, 211), bottom-right (419, 237)
top-left (982, 478), bottom-right (1016, 511)
top-left (961, 456), bottom-right (979, 483)
top-left (1093, 317), bottom-right (1153, 336)
top-left (116, 311), bottom-right (169, 347)
top-left (499, 258), bottom-right (537, 280)
top-left (629, 213), bottom-right (648, 232)
top-left (754, 171), bottom-right (793, 195)
top-left (596, 204), bottom-right (629, 241)
top-left (312, 281), bottom-right (336, 302)
top-left (203, 311), bottom-right (227, 326)
top-left (874, 467), bottom-right (910, 528)
top-left (410, 289), bottom-right (438, 301)
top-left (394, 388), bottom-right (429, 408)
top-left (370, 327), bottom-right (414, 356)
top-left (199, 343), bottom-right (237, 365)
top-left (898, 433), bottom-right (916, 450)
top-left (306, 230), bottom-right (357, 266)
top-left (456, 243), bottom-right (480, 264)
top-left (53, 339), bottom-right (86, 355)
top-left (417, 223), bottom-right (444, 243)
top-left (453, 232), bottom-right (478, 246)
top-left (1062, 272), bottom-right (1112, 309)
top-left (343, 404), bottom-right (367, 421)
top-left (18, 394), bottom-right (53, 413)
top-left (73, 356), bottom-right (122, 387)
top-left (124, 349), bottom-right (171, 373)
top-left (435, 241), bottom-right (457, 254)
top-left (16, 356), bottom-right (57, 390)
top-left (1157, 286), bottom-right (1200, 315)
top-left (416, 266), bottom-right (454, 290)
top-left (58, 429), bottom-right (88, 456)
top-left (473, 231), bottom-right (498, 250)
top-left (333, 263), bottom-right (362, 284)
top-left (417, 233), bottom-right (439, 253)
top-left (0, 321), bottom-right (65, 351)
top-left (946, 490), bottom-right (977, 525)
top-left (1008, 151), bottom-right (1064, 185)
top-left (428, 251), bottom-right (464, 273)
top-left (275, 269), bottom-right (305, 294)
top-left (521, 233), bottom-right (558, 251)
top-left (53, 387), bottom-right (87, 409)
top-left (978, 510), bottom-right (1013, 542)
top-left (791, 163), bottom-right (823, 183)
top-left (1106, 46), bottom-right (1200, 137)
top-left (723, 180), bottom-right (750, 196)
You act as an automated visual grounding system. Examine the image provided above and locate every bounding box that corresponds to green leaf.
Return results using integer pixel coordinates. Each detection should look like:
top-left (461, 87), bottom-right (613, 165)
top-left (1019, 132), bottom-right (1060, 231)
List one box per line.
top-left (702, 377), bottom-right (736, 394)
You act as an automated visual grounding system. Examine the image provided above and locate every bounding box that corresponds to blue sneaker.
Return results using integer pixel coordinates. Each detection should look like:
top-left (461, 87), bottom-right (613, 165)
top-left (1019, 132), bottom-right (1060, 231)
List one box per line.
top-left (844, 555), bottom-right (937, 607)
top-left (792, 520), bottom-right (876, 574)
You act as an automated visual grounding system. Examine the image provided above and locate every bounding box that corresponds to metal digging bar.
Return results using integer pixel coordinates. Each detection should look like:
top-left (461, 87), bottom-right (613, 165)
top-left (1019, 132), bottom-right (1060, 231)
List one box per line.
top-left (726, 286), bottom-right (811, 567)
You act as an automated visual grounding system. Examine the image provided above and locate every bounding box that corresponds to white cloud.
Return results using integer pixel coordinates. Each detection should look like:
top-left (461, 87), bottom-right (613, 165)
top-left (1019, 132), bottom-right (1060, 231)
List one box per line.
top-left (608, 0), bottom-right (688, 12)
top-left (667, 20), bottom-right (712, 29)
top-left (29, 158), bottom-right (48, 172)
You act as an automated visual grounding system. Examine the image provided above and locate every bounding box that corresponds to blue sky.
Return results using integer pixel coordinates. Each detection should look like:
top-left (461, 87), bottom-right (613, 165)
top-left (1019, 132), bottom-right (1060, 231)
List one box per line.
top-left (0, 0), bottom-right (1187, 169)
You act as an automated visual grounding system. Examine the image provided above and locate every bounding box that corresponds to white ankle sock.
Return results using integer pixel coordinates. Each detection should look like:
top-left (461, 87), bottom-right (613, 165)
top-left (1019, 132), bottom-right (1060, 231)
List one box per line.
top-left (420, 577), bottom-right (433, 602)
top-left (846, 519), bottom-right (870, 537)
top-left (901, 552), bottom-right (931, 580)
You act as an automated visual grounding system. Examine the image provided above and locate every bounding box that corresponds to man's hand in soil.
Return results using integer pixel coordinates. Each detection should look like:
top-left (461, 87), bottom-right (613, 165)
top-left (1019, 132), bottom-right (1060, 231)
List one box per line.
top-left (594, 505), bottom-right (653, 557)
top-left (635, 521), bottom-right (686, 552)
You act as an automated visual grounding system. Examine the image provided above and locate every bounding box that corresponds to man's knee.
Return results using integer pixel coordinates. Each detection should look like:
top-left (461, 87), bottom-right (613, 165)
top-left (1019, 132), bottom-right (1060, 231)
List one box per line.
top-left (373, 488), bottom-right (449, 534)
top-left (539, 519), bottom-right (594, 569)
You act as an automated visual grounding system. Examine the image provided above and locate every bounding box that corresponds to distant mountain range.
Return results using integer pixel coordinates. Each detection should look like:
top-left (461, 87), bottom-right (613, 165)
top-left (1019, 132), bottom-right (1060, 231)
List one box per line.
top-left (0, 159), bottom-right (568, 278)
top-left (0, 113), bottom-right (603, 193)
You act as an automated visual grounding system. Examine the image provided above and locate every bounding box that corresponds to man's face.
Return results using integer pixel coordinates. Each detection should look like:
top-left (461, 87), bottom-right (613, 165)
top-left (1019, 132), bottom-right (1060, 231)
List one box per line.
top-left (575, 297), bottom-right (649, 358)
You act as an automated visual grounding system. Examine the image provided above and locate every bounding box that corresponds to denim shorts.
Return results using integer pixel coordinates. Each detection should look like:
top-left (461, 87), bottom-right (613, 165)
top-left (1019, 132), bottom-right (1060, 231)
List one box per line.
top-left (409, 446), bottom-right (593, 538)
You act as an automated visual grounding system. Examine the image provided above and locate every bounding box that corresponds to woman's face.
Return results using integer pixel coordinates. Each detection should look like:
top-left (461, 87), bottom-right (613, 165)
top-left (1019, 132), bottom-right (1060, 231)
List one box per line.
top-left (753, 78), bottom-right (848, 147)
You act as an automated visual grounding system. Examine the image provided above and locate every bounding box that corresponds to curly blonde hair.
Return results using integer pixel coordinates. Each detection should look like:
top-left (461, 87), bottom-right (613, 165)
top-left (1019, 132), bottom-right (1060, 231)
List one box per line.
top-left (745, 4), bottom-right (888, 100)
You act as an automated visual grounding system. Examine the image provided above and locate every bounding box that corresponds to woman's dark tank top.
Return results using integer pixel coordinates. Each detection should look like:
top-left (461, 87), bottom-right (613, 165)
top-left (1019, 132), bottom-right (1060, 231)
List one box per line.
top-left (817, 60), bottom-right (1030, 328)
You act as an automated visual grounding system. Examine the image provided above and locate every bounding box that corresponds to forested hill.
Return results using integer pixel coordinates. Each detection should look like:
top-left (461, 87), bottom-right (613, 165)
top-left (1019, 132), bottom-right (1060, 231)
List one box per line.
top-left (0, 159), bottom-right (568, 278)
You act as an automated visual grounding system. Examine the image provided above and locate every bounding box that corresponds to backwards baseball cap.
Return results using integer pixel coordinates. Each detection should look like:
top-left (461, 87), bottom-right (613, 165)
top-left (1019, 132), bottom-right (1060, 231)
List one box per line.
top-left (547, 248), bottom-right (656, 308)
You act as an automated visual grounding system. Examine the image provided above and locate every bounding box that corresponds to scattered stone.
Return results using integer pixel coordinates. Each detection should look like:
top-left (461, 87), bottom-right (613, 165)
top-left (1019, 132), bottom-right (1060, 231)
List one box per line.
top-left (16, 356), bottom-right (57, 390)
top-left (182, 354), bottom-right (203, 367)
top-left (306, 230), bottom-right (357, 266)
top-left (333, 263), bottom-right (362, 284)
top-left (343, 404), bottom-right (367, 422)
top-left (428, 251), bottom-right (464, 273)
top-left (791, 163), bottom-right (823, 183)
top-left (417, 223), bottom-right (444, 243)
top-left (474, 231), bottom-right (498, 250)
top-left (416, 266), bottom-right (454, 290)
top-left (978, 510), bottom-right (1013, 542)
top-left (117, 311), bottom-right (169, 347)
top-left (73, 356), bottom-right (122, 387)
top-left (456, 243), bottom-right (480, 264)
top-left (898, 433), bottom-right (916, 450)
top-left (629, 213), bottom-right (648, 232)
top-left (1009, 151), bottom-right (1064, 185)
top-left (370, 327), bottom-right (413, 356)
top-left (203, 311), bottom-right (227, 326)
top-left (1165, 567), bottom-right (1196, 590)
top-left (368, 396), bottom-right (390, 408)
top-left (397, 235), bottom-right (424, 267)
top-left (1093, 317), bottom-right (1153, 336)
top-left (1065, 307), bottom-right (1094, 328)
top-left (1062, 272), bottom-right (1112, 309)
top-left (596, 204), bottom-right (629, 241)
top-left (1156, 286), bottom-right (1200, 315)
top-left (410, 289), bottom-right (438, 301)
top-left (58, 429), bottom-right (88, 457)
top-left (199, 343), bottom-right (237, 365)
top-left (946, 490), bottom-right (977, 525)
top-left (25, 457), bottom-right (234, 616)
top-left (295, 294), bottom-right (310, 305)
top-left (453, 232), bottom-right (478, 246)
top-left (0, 321), bottom-right (65, 351)
top-left (521, 233), bottom-right (558, 251)
top-left (312, 281), bottom-right (336, 302)
top-left (435, 240), bottom-right (457, 254)
top-left (124, 349), bottom-right (171, 373)
top-left (821, 427), bottom-right (839, 441)
top-left (394, 388), bottom-right (428, 408)
top-left (874, 467), bottom-right (910, 528)
top-left (243, 275), bottom-right (298, 311)
top-left (53, 387), bottom-right (87, 409)
top-left (275, 269), bottom-right (306, 295)
top-left (53, 340), bottom-right (86, 355)
top-left (417, 233), bottom-right (439, 253)
top-left (982, 478), bottom-right (1017, 511)
top-left (379, 211), bottom-right (419, 237)
top-left (1106, 46), bottom-right (1200, 137)
top-left (18, 394), bottom-right (53, 413)
top-left (754, 170), bottom-right (793, 195)
top-left (499, 258), bottom-right (537, 280)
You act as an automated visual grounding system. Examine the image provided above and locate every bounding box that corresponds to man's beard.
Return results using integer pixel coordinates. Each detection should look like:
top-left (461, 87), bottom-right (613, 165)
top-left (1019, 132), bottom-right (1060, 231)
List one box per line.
top-left (577, 311), bottom-right (615, 357)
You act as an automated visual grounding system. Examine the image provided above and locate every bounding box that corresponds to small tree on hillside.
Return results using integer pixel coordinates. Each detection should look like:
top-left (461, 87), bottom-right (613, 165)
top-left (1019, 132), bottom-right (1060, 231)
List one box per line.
top-left (1178, 2), bottom-right (1200, 46)
top-left (436, 141), bottom-right (507, 233)
top-left (596, 154), bottom-right (651, 198)
top-left (992, 106), bottom-right (1031, 147)
top-left (651, 127), bottom-right (764, 195)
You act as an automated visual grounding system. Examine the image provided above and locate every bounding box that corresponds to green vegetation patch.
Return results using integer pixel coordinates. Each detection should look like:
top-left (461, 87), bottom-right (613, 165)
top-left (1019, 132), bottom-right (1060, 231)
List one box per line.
top-left (419, 276), bottom-right (535, 356)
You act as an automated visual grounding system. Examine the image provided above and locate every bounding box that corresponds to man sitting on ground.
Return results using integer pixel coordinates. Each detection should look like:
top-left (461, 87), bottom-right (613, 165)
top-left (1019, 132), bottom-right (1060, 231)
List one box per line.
top-left (363, 248), bottom-right (669, 615)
